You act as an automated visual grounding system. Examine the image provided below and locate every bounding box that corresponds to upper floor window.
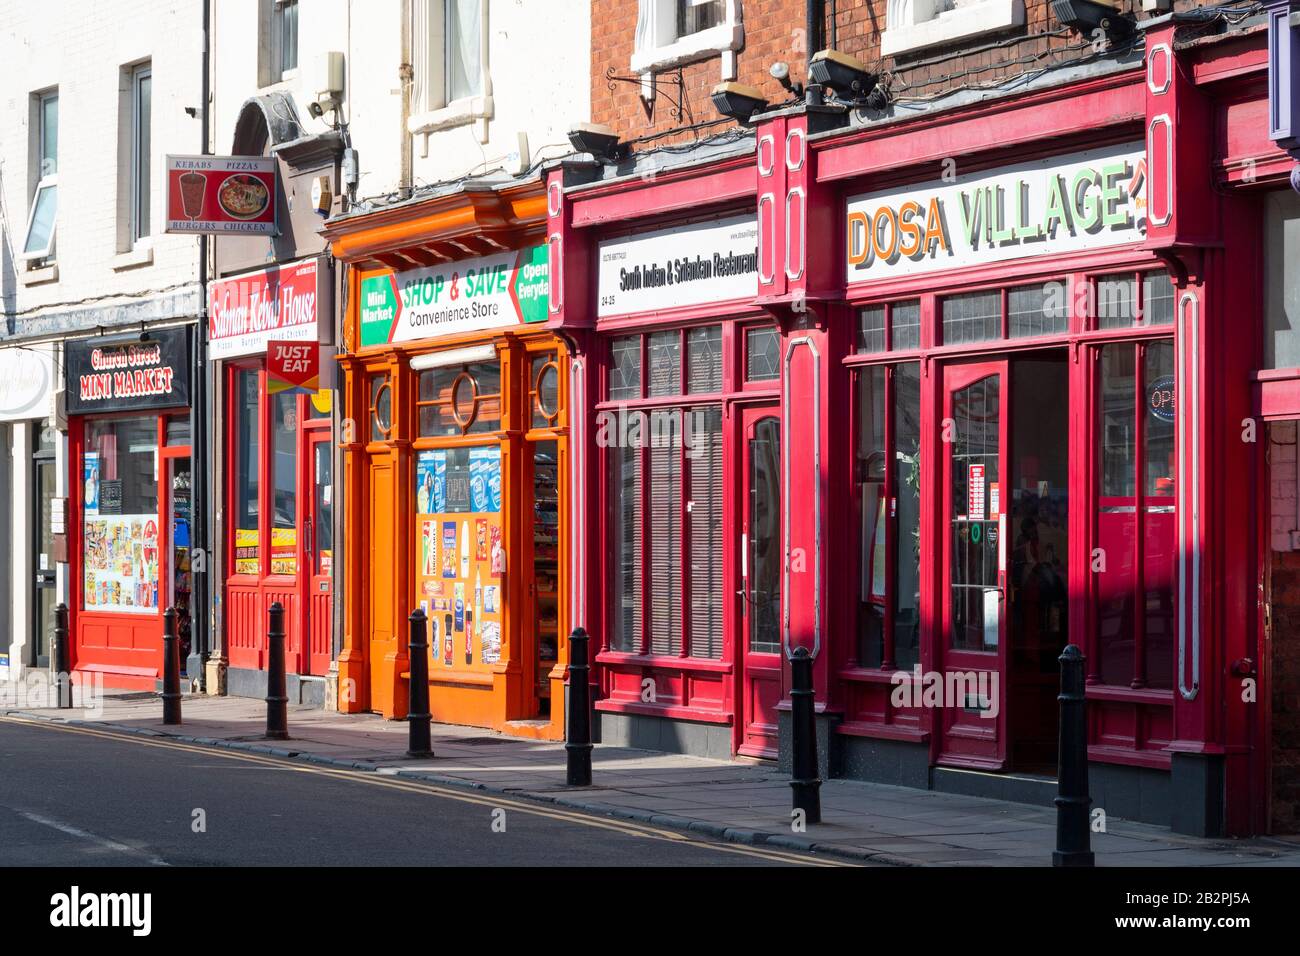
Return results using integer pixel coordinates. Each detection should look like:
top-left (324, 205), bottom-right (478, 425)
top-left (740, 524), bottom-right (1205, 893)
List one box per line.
top-left (881, 0), bottom-right (1025, 59)
top-left (446, 0), bottom-right (483, 102)
top-left (262, 0), bottom-right (299, 86)
top-left (410, 0), bottom-right (490, 135)
top-left (129, 63), bottom-right (152, 245)
top-left (22, 90), bottom-right (58, 262)
top-left (632, 0), bottom-right (743, 77)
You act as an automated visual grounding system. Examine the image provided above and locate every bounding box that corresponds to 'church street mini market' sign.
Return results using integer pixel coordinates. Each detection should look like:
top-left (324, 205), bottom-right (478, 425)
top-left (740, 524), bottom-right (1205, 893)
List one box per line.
top-left (65, 328), bottom-right (191, 415)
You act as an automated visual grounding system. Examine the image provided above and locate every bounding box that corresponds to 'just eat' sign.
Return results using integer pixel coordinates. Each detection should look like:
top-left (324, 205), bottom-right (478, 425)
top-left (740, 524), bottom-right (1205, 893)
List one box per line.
top-left (267, 340), bottom-right (321, 396)
top-left (845, 142), bottom-right (1147, 282)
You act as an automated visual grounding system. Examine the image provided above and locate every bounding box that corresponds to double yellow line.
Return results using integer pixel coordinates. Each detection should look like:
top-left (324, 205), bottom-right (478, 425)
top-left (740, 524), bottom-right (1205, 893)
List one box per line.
top-left (0, 716), bottom-right (853, 867)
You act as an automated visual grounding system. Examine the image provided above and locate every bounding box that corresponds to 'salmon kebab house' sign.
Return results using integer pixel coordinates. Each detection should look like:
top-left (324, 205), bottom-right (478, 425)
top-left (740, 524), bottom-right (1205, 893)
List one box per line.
top-left (846, 142), bottom-right (1147, 281)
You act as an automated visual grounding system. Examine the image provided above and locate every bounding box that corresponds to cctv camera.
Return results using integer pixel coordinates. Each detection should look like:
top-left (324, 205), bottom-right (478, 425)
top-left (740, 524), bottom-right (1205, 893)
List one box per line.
top-left (308, 101), bottom-right (324, 119)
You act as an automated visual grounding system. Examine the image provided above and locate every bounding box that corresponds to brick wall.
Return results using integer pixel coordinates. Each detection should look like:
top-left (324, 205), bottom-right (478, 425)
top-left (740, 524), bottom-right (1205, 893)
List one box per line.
top-left (1270, 421), bottom-right (1300, 833)
top-left (592, 0), bottom-right (1219, 149)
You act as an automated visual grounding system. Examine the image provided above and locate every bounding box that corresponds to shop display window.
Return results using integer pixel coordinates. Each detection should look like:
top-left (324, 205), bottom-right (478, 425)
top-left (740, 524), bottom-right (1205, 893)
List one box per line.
top-left (417, 361), bottom-right (501, 436)
top-left (82, 416), bottom-right (160, 615)
top-left (855, 363), bottom-right (922, 669)
top-left (1095, 339), bottom-right (1176, 689)
top-left (605, 326), bottom-right (725, 660)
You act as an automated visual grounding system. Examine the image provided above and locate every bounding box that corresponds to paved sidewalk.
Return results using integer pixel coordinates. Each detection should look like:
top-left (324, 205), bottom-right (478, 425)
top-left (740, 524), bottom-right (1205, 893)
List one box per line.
top-left (4, 689), bottom-right (1297, 867)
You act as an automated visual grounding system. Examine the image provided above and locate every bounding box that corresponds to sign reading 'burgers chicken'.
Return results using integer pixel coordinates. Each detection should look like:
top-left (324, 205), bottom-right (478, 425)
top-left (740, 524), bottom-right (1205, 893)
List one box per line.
top-left (164, 155), bottom-right (277, 235)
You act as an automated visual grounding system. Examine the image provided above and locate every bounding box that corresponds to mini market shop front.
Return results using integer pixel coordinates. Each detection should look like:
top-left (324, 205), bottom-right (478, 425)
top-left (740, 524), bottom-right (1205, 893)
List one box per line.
top-left (67, 327), bottom-right (194, 690)
top-left (328, 186), bottom-right (567, 738)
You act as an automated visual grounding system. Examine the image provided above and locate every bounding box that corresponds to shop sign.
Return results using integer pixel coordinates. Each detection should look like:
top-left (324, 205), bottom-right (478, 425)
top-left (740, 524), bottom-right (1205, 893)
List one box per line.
top-left (359, 245), bottom-right (550, 348)
top-left (208, 258), bottom-right (327, 360)
top-left (596, 214), bottom-right (759, 319)
top-left (846, 142), bottom-right (1147, 282)
top-left (65, 328), bottom-right (191, 416)
top-left (267, 341), bottom-right (321, 395)
top-left (0, 344), bottom-right (55, 421)
top-left (1148, 375), bottom-right (1176, 422)
top-left (165, 155), bottom-right (277, 235)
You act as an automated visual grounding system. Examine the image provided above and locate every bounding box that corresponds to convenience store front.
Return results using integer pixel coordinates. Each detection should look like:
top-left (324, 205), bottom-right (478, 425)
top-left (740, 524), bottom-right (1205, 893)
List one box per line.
top-left (327, 183), bottom-right (569, 739)
top-left (67, 328), bottom-right (194, 690)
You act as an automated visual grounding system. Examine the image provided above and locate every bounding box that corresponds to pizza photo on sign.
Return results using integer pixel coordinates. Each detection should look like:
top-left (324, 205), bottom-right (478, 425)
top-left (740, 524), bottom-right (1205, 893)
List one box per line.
top-left (218, 174), bottom-right (271, 220)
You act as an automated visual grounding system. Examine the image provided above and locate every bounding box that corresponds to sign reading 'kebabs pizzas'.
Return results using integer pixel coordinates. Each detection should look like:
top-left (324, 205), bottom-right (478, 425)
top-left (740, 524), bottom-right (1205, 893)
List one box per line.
top-left (165, 155), bottom-right (277, 235)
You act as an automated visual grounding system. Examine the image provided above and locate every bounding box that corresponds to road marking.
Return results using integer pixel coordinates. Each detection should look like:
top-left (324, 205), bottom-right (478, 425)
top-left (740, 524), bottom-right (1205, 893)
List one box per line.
top-left (0, 717), bottom-right (852, 867)
top-left (14, 808), bottom-right (170, 867)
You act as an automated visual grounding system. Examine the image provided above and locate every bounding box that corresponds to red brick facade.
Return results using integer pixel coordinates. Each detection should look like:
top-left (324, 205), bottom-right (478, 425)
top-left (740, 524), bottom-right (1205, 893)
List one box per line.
top-left (591, 0), bottom-right (1214, 147)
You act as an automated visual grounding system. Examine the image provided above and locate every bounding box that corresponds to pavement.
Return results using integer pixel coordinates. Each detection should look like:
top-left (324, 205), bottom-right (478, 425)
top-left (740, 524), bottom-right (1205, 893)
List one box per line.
top-left (5, 687), bottom-right (1299, 867)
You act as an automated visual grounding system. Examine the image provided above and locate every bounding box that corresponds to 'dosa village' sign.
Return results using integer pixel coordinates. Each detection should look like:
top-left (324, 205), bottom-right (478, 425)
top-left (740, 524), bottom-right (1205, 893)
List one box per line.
top-left (845, 142), bottom-right (1147, 281)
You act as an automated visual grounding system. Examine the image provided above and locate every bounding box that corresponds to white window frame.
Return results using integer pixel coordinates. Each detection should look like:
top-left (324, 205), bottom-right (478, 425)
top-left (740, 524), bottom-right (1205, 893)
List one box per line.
top-left (129, 63), bottom-right (152, 246)
top-left (22, 91), bottom-right (58, 263)
top-left (881, 0), bottom-right (1025, 58)
top-left (262, 0), bottom-right (299, 86)
top-left (409, 0), bottom-right (492, 138)
top-left (632, 0), bottom-right (744, 76)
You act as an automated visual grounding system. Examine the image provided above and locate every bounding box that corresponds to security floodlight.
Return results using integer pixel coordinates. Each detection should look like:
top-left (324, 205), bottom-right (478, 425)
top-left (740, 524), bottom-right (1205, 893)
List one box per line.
top-left (567, 123), bottom-right (626, 164)
top-left (809, 49), bottom-right (877, 99)
top-left (769, 61), bottom-right (803, 98)
top-left (711, 83), bottom-right (769, 124)
top-left (1050, 0), bottom-right (1135, 42)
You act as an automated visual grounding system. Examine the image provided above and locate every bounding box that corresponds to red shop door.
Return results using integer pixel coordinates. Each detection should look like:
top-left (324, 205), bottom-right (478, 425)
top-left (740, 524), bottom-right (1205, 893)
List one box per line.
top-left (738, 406), bottom-right (783, 758)
top-left (304, 430), bottom-right (333, 676)
top-left (937, 360), bottom-right (1010, 769)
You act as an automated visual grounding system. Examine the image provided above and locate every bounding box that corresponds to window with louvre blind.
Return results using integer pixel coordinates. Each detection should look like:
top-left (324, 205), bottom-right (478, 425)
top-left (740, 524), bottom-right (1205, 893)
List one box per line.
top-left (604, 326), bottom-right (726, 660)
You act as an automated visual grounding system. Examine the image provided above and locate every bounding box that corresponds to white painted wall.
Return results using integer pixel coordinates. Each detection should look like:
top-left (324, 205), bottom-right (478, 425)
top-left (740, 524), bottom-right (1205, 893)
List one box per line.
top-left (211, 0), bottom-right (590, 206)
top-left (0, 0), bottom-right (204, 325)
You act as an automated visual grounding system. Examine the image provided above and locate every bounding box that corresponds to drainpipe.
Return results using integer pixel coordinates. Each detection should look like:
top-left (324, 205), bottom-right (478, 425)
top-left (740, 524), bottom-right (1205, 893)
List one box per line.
top-left (399, 0), bottom-right (413, 200)
top-left (805, 0), bottom-right (825, 106)
top-left (190, 0), bottom-right (212, 688)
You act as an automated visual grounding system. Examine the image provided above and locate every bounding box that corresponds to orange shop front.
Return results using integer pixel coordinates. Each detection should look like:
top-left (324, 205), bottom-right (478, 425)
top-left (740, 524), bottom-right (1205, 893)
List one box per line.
top-left (328, 187), bottom-right (569, 739)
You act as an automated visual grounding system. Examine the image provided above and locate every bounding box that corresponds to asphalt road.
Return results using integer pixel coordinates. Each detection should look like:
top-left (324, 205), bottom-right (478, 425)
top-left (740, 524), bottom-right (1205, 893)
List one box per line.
top-left (0, 718), bottom-right (841, 868)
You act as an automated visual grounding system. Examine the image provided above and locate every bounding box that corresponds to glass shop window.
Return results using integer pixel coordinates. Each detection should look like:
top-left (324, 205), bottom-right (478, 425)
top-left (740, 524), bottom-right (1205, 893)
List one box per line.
top-left (82, 416), bottom-right (161, 615)
top-left (745, 326), bottom-right (780, 382)
top-left (857, 299), bottom-right (921, 354)
top-left (1094, 270), bottom-right (1175, 330)
top-left (369, 373), bottom-right (393, 441)
top-left (1265, 190), bottom-right (1300, 370)
top-left (234, 369), bottom-right (260, 574)
top-left (1095, 340), bottom-right (1176, 689)
top-left (855, 361), bottom-right (922, 669)
top-left (605, 326), bottom-right (724, 660)
top-left (417, 360), bottom-right (502, 437)
top-left (530, 353), bottom-right (563, 430)
top-left (271, 391), bottom-right (298, 574)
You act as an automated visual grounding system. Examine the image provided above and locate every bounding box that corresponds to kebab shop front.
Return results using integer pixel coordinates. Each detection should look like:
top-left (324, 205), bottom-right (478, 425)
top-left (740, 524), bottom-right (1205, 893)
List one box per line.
top-left (207, 257), bottom-right (335, 699)
top-left (68, 327), bottom-right (194, 690)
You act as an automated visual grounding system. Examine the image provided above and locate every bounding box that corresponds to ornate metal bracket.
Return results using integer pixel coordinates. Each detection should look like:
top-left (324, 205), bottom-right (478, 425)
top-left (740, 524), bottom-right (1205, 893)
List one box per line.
top-left (605, 66), bottom-right (690, 126)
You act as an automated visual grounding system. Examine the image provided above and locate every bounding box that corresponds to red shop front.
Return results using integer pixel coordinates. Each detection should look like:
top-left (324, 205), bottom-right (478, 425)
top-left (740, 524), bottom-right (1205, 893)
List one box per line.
top-left (546, 159), bottom-right (784, 760)
top-left (67, 327), bottom-right (195, 690)
top-left (550, 17), bottom-right (1273, 836)
top-left (208, 257), bottom-right (335, 700)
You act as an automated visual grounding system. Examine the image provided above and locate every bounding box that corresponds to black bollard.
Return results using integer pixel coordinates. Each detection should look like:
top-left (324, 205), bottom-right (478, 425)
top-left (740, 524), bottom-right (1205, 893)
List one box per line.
top-left (565, 628), bottom-right (592, 786)
top-left (265, 602), bottom-right (288, 740)
top-left (789, 646), bottom-right (822, 824)
top-left (162, 607), bottom-right (182, 725)
top-left (407, 609), bottom-right (433, 757)
top-left (53, 603), bottom-right (71, 709)
top-left (1053, 643), bottom-right (1095, 867)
